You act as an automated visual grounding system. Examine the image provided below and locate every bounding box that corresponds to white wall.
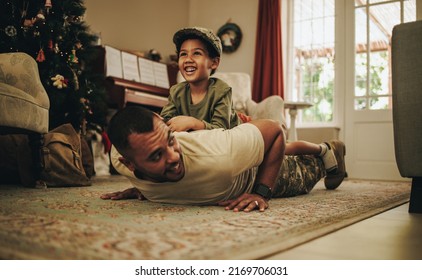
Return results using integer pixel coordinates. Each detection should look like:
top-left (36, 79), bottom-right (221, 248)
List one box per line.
top-left (84, 0), bottom-right (258, 77)
top-left (84, 0), bottom-right (190, 62)
top-left (188, 0), bottom-right (258, 77)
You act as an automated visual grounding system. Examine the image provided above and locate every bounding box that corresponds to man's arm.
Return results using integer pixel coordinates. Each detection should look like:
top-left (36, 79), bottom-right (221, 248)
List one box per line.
top-left (251, 119), bottom-right (286, 191)
top-left (221, 119), bottom-right (285, 212)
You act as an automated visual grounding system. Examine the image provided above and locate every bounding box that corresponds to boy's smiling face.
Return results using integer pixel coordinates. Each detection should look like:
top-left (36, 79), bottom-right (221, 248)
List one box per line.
top-left (178, 39), bottom-right (219, 85)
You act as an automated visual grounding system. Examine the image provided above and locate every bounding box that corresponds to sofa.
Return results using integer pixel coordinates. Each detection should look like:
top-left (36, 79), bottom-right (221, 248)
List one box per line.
top-left (391, 20), bottom-right (422, 213)
top-left (0, 52), bottom-right (50, 186)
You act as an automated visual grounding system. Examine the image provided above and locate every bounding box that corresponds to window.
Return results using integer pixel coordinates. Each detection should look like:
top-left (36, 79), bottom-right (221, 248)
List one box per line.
top-left (354, 0), bottom-right (416, 110)
top-left (286, 0), bottom-right (416, 125)
top-left (287, 0), bottom-right (335, 124)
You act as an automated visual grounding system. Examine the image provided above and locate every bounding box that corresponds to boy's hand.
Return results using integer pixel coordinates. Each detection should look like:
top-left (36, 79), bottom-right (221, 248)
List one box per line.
top-left (167, 116), bottom-right (205, 131)
top-left (237, 112), bottom-right (252, 123)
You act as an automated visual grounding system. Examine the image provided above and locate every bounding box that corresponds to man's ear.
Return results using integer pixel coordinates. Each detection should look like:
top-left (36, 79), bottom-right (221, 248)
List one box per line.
top-left (118, 156), bottom-right (135, 171)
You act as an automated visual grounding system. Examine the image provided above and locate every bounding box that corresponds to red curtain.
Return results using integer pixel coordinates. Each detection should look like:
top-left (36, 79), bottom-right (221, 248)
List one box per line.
top-left (252, 0), bottom-right (284, 102)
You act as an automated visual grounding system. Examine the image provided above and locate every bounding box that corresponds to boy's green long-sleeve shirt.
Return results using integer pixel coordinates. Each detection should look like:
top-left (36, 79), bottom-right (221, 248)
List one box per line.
top-left (160, 77), bottom-right (241, 130)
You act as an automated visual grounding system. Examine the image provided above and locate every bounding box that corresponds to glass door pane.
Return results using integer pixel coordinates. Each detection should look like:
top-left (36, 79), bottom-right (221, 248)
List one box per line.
top-left (354, 0), bottom-right (416, 111)
top-left (291, 0), bottom-right (335, 123)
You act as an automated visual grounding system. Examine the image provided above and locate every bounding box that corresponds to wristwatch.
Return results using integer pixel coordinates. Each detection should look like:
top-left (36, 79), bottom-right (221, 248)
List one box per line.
top-left (251, 183), bottom-right (272, 200)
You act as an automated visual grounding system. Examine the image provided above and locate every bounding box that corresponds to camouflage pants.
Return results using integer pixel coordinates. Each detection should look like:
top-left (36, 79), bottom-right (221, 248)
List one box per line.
top-left (272, 155), bottom-right (326, 198)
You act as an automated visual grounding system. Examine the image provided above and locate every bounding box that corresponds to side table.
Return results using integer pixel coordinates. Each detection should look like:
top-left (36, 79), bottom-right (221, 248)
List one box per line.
top-left (284, 101), bottom-right (313, 141)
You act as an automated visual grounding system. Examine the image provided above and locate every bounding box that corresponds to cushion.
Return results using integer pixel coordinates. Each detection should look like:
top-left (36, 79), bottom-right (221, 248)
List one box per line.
top-left (0, 83), bottom-right (49, 133)
top-left (213, 72), bottom-right (251, 113)
top-left (0, 52), bottom-right (49, 133)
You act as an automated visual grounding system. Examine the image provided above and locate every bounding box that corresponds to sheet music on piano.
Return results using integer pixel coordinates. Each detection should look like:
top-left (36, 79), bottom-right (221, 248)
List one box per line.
top-left (104, 45), bottom-right (123, 79)
top-left (153, 61), bottom-right (170, 89)
top-left (98, 45), bottom-right (176, 110)
top-left (138, 57), bottom-right (155, 86)
top-left (121, 51), bottom-right (141, 82)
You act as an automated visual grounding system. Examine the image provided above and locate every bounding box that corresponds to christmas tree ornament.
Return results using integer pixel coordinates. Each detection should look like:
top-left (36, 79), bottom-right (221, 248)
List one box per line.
top-left (48, 39), bottom-right (53, 50)
top-left (45, 0), bottom-right (52, 14)
top-left (23, 18), bottom-right (35, 27)
top-left (36, 48), bottom-right (45, 62)
top-left (75, 41), bottom-right (82, 49)
top-left (5, 25), bottom-right (17, 37)
top-left (36, 11), bottom-right (46, 23)
top-left (51, 74), bottom-right (68, 89)
top-left (69, 49), bottom-right (79, 63)
top-left (53, 43), bottom-right (59, 53)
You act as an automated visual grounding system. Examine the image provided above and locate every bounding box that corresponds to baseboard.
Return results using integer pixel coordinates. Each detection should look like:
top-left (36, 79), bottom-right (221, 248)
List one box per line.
top-left (296, 127), bottom-right (340, 143)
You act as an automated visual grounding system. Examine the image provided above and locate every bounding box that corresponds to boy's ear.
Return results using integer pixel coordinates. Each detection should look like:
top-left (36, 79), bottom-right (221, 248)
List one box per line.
top-left (210, 57), bottom-right (220, 70)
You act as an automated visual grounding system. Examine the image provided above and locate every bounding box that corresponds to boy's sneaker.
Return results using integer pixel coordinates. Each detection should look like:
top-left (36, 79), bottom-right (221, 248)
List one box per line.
top-left (320, 142), bottom-right (338, 172)
top-left (324, 140), bottom-right (346, 190)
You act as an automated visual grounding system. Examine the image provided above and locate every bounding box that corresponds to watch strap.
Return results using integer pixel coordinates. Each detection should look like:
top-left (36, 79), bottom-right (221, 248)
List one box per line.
top-left (251, 183), bottom-right (272, 200)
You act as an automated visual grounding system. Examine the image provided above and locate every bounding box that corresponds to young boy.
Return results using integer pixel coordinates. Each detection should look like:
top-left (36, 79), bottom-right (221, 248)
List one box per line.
top-left (160, 27), bottom-right (240, 132)
top-left (160, 27), bottom-right (339, 173)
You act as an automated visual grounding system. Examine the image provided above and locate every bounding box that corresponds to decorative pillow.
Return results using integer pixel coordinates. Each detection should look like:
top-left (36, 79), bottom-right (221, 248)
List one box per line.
top-left (213, 72), bottom-right (251, 114)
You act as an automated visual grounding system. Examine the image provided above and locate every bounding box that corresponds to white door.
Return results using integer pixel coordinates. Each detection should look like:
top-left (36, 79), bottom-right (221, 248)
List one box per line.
top-left (343, 0), bottom-right (416, 180)
top-left (344, 103), bottom-right (402, 180)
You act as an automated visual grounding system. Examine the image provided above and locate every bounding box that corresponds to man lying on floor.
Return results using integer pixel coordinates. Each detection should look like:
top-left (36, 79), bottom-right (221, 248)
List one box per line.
top-left (100, 106), bottom-right (346, 212)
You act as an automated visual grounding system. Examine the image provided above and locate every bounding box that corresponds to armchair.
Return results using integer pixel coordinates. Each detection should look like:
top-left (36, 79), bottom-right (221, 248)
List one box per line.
top-left (0, 52), bottom-right (50, 186)
top-left (391, 21), bottom-right (422, 213)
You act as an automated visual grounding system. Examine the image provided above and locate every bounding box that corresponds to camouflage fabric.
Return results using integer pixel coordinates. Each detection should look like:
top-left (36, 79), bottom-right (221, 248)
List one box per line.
top-left (272, 155), bottom-right (326, 198)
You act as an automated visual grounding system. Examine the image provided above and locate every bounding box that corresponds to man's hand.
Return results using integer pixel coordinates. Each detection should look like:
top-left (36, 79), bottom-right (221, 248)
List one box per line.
top-left (100, 187), bottom-right (146, 200)
top-left (218, 193), bottom-right (269, 212)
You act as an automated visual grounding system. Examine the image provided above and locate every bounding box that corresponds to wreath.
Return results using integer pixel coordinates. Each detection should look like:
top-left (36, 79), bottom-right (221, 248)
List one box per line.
top-left (217, 23), bottom-right (242, 53)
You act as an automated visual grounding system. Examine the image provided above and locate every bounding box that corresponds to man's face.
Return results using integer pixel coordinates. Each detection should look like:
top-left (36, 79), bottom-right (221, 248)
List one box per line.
top-left (119, 117), bottom-right (185, 182)
top-left (178, 38), bottom-right (219, 84)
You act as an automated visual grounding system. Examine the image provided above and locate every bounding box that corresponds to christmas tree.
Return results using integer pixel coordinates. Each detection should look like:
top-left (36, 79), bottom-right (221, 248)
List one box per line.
top-left (0, 0), bottom-right (107, 132)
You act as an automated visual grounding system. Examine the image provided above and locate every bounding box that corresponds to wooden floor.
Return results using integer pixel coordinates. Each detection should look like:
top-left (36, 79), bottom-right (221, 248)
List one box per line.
top-left (265, 203), bottom-right (422, 260)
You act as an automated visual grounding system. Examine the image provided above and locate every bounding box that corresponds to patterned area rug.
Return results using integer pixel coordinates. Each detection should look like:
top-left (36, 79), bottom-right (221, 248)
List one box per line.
top-left (0, 176), bottom-right (410, 260)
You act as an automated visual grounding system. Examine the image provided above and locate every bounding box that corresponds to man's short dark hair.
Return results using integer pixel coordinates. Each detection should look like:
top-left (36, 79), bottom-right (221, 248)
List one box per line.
top-left (108, 106), bottom-right (155, 151)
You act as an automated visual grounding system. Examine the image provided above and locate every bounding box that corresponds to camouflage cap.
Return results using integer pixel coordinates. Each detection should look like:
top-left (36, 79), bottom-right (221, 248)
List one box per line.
top-left (173, 27), bottom-right (222, 57)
